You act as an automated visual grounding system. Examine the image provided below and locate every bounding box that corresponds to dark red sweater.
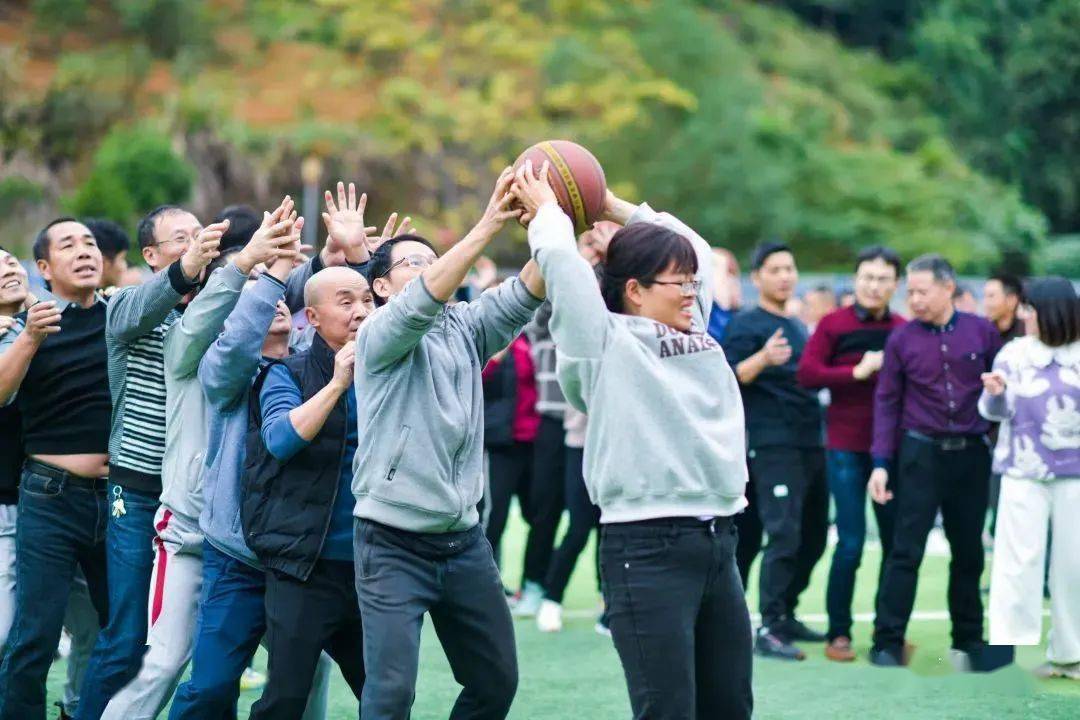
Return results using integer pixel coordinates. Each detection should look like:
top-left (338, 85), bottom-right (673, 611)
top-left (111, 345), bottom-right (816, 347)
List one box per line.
top-left (797, 305), bottom-right (906, 453)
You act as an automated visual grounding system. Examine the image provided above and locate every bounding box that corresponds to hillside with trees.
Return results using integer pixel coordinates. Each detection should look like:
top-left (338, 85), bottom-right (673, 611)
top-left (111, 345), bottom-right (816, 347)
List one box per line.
top-left (1, 0), bottom-right (1075, 273)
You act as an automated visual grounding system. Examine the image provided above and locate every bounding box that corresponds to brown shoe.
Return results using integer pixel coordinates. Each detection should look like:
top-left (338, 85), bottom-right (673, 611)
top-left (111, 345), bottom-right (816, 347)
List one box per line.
top-left (825, 637), bottom-right (856, 662)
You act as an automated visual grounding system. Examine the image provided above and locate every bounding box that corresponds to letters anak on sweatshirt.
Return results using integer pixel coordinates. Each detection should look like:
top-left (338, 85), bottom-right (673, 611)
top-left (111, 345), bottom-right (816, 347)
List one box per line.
top-left (527, 202), bottom-right (749, 524)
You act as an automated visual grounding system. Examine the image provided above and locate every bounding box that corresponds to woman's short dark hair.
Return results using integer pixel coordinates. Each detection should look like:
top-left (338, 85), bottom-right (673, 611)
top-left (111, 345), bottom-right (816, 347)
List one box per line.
top-left (1024, 276), bottom-right (1079, 348)
top-left (598, 223), bottom-right (697, 314)
top-left (365, 234), bottom-right (438, 307)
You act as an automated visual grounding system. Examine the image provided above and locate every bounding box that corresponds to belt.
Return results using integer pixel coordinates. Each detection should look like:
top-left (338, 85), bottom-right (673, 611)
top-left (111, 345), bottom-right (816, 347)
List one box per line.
top-left (606, 516), bottom-right (735, 534)
top-left (905, 430), bottom-right (985, 452)
top-left (24, 459), bottom-right (108, 491)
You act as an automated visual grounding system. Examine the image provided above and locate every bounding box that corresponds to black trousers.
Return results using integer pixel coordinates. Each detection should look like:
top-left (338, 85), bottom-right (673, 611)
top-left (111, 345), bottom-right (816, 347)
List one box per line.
top-left (522, 415), bottom-right (567, 585)
top-left (749, 446), bottom-right (829, 628)
top-left (601, 517), bottom-right (753, 720)
top-left (543, 447), bottom-right (600, 603)
top-left (484, 441), bottom-right (534, 570)
top-left (251, 559), bottom-right (365, 720)
top-left (873, 434), bottom-right (990, 652)
top-left (355, 519), bottom-right (518, 720)
top-left (734, 473), bottom-right (762, 588)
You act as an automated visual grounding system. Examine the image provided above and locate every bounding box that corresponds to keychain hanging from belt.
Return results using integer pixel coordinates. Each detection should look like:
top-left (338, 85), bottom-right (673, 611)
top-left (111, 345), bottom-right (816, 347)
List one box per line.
top-left (112, 485), bottom-right (127, 518)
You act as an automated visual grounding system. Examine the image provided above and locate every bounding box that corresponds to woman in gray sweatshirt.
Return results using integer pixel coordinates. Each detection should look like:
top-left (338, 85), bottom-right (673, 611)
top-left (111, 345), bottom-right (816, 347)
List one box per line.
top-left (512, 161), bottom-right (753, 720)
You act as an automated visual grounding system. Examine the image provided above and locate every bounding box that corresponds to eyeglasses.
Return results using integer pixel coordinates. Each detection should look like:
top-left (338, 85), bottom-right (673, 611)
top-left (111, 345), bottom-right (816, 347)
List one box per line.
top-left (379, 254), bottom-right (434, 278)
top-left (153, 237), bottom-right (192, 248)
top-left (649, 279), bottom-right (702, 296)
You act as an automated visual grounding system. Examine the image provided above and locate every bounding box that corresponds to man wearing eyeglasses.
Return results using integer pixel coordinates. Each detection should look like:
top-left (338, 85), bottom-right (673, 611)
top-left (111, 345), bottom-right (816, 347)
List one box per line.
top-left (722, 241), bottom-right (829, 662)
top-left (797, 246), bottom-right (907, 663)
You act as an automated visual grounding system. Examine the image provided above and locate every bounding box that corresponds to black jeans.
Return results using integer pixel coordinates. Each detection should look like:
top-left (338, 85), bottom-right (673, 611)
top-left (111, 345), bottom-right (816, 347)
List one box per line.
top-left (354, 519), bottom-right (517, 720)
top-left (522, 416), bottom-right (566, 585)
top-left (824, 450), bottom-right (897, 641)
top-left (484, 441), bottom-right (534, 573)
top-left (251, 559), bottom-right (365, 720)
top-left (734, 472), bottom-right (762, 588)
top-left (543, 447), bottom-right (600, 603)
top-left (0, 464), bottom-right (108, 720)
top-left (601, 517), bottom-right (753, 720)
top-left (873, 434), bottom-right (990, 652)
top-left (749, 446), bottom-right (829, 628)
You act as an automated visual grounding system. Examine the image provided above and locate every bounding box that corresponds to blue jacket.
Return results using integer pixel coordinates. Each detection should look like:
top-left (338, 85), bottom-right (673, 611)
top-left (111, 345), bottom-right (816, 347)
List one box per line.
top-left (198, 272), bottom-right (288, 566)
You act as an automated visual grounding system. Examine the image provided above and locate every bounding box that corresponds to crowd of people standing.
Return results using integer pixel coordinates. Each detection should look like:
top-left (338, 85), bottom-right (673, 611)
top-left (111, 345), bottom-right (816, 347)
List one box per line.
top-left (0, 160), bottom-right (1076, 720)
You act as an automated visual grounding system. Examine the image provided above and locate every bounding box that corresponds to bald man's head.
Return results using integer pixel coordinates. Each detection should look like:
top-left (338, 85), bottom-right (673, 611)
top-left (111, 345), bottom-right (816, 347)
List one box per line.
top-left (303, 267), bottom-right (375, 350)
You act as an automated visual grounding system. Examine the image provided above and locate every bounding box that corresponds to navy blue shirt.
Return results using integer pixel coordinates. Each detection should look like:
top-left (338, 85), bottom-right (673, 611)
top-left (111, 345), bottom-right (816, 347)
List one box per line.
top-left (259, 363), bottom-right (358, 561)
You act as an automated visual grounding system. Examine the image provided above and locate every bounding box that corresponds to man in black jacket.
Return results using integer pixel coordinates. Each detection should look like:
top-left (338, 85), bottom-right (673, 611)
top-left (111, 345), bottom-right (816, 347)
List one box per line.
top-left (243, 266), bottom-right (373, 718)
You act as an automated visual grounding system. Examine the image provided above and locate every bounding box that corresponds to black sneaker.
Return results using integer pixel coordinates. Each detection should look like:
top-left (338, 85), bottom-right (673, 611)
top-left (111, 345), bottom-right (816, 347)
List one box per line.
top-left (869, 646), bottom-right (903, 668)
top-left (55, 702), bottom-right (73, 720)
top-left (951, 641), bottom-right (1014, 673)
top-left (779, 616), bottom-right (827, 643)
top-left (755, 627), bottom-right (806, 661)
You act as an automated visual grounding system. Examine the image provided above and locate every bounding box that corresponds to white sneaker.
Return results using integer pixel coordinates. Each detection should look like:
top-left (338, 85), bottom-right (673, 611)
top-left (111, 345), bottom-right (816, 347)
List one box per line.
top-left (536, 600), bottom-right (563, 633)
top-left (240, 667), bottom-right (267, 691)
top-left (511, 581), bottom-right (544, 618)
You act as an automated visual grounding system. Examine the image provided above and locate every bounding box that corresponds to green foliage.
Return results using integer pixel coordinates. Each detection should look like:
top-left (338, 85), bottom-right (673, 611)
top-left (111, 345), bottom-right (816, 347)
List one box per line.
top-left (0, 177), bottom-right (46, 216)
top-left (1035, 236), bottom-right (1080, 277)
top-left (67, 125), bottom-right (194, 224)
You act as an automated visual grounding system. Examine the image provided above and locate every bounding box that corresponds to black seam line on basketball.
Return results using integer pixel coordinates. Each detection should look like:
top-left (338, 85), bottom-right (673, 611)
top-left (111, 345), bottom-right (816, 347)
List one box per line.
top-left (538, 141), bottom-right (587, 232)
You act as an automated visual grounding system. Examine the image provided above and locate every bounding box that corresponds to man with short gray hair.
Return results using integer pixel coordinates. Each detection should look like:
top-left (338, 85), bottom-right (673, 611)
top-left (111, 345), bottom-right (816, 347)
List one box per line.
top-left (867, 253), bottom-right (1003, 670)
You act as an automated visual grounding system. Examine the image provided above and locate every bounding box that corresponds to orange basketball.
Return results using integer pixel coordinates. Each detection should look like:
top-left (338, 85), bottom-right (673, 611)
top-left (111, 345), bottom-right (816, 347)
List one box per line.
top-left (512, 140), bottom-right (607, 232)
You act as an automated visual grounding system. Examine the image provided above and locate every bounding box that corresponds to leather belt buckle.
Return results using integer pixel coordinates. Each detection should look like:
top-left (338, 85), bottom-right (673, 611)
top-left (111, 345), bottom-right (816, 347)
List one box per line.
top-left (940, 437), bottom-right (967, 451)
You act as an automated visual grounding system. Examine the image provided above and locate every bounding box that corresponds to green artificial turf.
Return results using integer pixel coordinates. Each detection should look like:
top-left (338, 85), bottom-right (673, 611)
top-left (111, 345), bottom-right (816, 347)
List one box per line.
top-left (46, 508), bottom-right (1080, 719)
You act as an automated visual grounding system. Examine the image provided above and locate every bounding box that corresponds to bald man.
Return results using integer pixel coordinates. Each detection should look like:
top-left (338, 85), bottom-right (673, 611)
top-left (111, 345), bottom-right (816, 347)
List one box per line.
top-left (243, 266), bottom-right (372, 718)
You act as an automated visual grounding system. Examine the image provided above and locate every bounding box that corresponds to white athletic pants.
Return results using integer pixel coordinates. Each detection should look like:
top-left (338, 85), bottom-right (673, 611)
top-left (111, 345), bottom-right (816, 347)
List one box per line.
top-left (989, 476), bottom-right (1080, 663)
top-left (101, 506), bottom-right (333, 719)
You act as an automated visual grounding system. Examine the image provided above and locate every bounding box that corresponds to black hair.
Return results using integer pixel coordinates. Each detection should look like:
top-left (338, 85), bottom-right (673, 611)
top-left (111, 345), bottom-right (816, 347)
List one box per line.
top-left (952, 283), bottom-right (972, 300)
top-left (750, 241), bottom-right (792, 271)
top-left (213, 204), bottom-right (261, 253)
top-left (366, 234), bottom-right (438, 307)
top-left (989, 272), bottom-right (1023, 300)
top-left (598, 223), bottom-right (697, 314)
top-left (854, 245), bottom-right (902, 278)
top-left (136, 205), bottom-right (185, 250)
top-left (1023, 277), bottom-right (1079, 348)
top-left (82, 218), bottom-right (130, 261)
top-left (907, 253), bottom-right (956, 284)
top-left (33, 216), bottom-right (80, 261)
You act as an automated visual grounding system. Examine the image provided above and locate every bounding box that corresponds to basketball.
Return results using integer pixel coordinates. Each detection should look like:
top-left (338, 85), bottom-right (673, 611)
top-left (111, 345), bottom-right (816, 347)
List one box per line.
top-left (513, 140), bottom-right (607, 232)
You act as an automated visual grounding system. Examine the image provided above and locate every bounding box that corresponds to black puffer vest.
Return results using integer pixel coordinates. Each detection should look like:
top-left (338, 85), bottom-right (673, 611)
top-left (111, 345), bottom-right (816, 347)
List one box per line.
top-left (242, 333), bottom-right (348, 580)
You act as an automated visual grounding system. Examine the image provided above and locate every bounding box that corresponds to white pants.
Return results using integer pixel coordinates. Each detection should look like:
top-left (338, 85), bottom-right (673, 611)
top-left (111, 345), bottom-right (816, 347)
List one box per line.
top-left (989, 476), bottom-right (1080, 663)
top-left (102, 507), bottom-right (333, 720)
top-left (101, 507), bottom-right (203, 720)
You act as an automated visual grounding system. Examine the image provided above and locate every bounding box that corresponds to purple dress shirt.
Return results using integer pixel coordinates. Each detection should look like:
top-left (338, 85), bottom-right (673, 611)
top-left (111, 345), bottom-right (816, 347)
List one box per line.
top-left (872, 311), bottom-right (1003, 467)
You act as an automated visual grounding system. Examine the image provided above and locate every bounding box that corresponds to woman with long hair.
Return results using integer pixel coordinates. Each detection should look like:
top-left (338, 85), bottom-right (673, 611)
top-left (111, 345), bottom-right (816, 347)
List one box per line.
top-left (512, 161), bottom-right (753, 720)
top-left (981, 276), bottom-right (1080, 680)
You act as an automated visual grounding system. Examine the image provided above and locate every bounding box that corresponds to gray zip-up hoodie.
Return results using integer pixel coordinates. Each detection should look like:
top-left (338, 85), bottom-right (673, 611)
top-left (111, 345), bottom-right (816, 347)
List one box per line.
top-left (528, 202), bottom-right (749, 523)
top-left (352, 275), bottom-right (543, 533)
top-left (161, 264), bottom-right (248, 533)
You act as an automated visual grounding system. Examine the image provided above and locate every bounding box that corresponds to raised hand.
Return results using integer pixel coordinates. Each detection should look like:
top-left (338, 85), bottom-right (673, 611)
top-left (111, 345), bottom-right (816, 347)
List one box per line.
top-left (266, 213), bottom-right (305, 282)
top-left (762, 328), bottom-right (792, 366)
top-left (234, 197), bottom-right (297, 275)
top-left (510, 159), bottom-right (557, 226)
top-left (180, 220), bottom-right (229, 281)
top-left (22, 301), bottom-right (62, 343)
top-left (368, 212), bottom-right (414, 254)
top-left (322, 182), bottom-right (378, 265)
top-left (473, 166), bottom-right (523, 238)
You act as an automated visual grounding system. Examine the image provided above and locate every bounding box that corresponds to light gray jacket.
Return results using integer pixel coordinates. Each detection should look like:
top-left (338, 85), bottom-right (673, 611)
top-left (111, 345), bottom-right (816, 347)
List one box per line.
top-left (352, 275), bottom-right (543, 532)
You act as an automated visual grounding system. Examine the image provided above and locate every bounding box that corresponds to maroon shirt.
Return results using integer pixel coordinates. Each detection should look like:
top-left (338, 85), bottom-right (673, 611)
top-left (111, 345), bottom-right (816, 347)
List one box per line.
top-left (797, 305), bottom-right (907, 453)
top-left (871, 311), bottom-right (1003, 466)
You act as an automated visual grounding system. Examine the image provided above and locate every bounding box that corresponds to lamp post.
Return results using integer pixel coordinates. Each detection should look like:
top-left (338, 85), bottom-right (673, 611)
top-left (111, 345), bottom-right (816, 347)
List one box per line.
top-left (300, 155), bottom-right (323, 251)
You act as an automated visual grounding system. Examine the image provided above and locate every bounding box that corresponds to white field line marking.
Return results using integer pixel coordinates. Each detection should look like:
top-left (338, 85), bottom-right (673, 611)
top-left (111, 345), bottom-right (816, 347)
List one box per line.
top-left (559, 609), bottom-right (1051, 622)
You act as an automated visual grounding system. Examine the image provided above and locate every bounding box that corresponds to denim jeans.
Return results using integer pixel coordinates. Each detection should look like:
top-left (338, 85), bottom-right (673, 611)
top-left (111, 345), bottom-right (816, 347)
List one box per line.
top-left (824, 450), bottom-right (896, 641)
top-left (0, 466), bottom-right (108, 720)
top-left (76, 484), bottom-right (159, 720)
top-left (600, 517), bottom-right (753, 720)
